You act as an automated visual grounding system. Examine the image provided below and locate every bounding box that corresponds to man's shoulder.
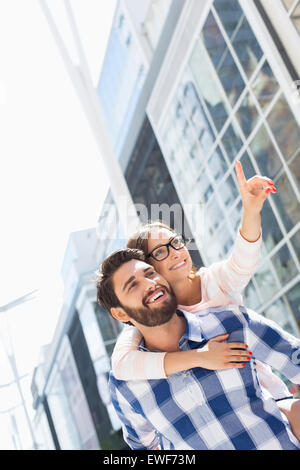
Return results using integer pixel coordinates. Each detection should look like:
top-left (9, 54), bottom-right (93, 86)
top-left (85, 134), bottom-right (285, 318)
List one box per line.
top-left (109, 370), bottom-right (124, 387)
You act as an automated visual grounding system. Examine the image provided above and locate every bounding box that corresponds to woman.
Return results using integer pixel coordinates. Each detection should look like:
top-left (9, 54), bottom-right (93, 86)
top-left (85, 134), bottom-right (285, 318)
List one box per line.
top-left (111, 161), bottom-right (300, 440)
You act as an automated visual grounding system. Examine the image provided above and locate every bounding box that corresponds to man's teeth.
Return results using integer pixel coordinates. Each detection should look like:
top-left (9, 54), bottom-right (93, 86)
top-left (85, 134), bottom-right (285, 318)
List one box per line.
top-left (148, 291), bottom-right (164, 303)
top-left (171, 261), bottom-right (185, 270)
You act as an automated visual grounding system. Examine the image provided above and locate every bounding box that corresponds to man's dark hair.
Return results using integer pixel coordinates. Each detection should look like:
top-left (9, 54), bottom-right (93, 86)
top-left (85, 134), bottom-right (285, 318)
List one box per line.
top-left (96, 248), bottom-right (146, 317)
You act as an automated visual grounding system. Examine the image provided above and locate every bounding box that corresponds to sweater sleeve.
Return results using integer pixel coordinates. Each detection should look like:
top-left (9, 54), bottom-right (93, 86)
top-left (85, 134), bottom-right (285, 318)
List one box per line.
top-left (111, 325), bottom-right (167, 381)
top-left (255, 361), bottom-right (292, 400)
top-left (205, 226), bottom-right (262, 300)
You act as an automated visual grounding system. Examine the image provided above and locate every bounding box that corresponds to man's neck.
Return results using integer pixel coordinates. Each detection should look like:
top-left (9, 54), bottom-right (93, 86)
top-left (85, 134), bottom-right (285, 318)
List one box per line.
top-left (140, 312), bottom-right (186, 353)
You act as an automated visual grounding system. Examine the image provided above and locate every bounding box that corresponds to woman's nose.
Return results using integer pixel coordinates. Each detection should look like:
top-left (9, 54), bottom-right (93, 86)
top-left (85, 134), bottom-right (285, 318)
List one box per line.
top-left (170, 247), bottom-right (180, 259)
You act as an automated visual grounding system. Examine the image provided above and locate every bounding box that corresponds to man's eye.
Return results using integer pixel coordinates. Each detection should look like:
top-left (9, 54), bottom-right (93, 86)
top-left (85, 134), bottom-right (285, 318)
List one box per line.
top-left (129, 282), bottom-right (136, 291)
top-left (148, 271), bottom-right (156, 276)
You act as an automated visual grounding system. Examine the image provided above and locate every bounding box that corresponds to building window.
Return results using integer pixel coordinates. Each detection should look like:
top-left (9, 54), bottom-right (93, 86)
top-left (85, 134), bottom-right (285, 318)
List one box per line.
top-left (125, 34), bottom-right (132, 47)
top-left (291, 1), bottom-right (300, 34)
top-left (285, 282), bottom-right (300, 329)
top-left (118, 14), bottom-right (124, 30)
top-left (94, 303), bottom-right (121, 358)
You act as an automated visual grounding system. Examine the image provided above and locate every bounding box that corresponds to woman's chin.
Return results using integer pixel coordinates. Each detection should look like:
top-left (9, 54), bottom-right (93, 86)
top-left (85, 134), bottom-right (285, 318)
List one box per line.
top-left (167, 264), bottom-right (192, 280)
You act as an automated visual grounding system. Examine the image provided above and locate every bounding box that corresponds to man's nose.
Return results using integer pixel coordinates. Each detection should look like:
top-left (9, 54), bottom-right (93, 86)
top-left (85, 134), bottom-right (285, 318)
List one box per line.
top-left (143, 277), bottom-right (157, 293)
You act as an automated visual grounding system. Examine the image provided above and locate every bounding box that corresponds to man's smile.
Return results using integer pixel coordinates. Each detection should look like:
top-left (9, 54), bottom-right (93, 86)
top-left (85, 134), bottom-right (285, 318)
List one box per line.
top-left (145, 287), bottom-right (168, 305)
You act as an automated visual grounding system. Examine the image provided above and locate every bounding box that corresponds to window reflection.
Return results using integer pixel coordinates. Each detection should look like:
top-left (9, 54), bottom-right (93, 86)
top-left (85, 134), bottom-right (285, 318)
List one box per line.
top-left (285, 282), bottom-right (300, 329)
top-left (214, 0), bottom-right (263, 79)
top-left (236, 91), bottom-right (260, 138)
top-left (231, 15), bottom-right (263, 78)
top-left (271, 244), bottom-right (298, 286)
top-left (221, 122), bottom-right (243, 162)
top-left (250, 124), bottom-right (282, 179)
top-left (163, 119), bottom-right (197, 190)
top-left (229, 200), bottom-right (242, 232)
top-left (189, 39), bottom-right (230, 132)
top-left (178, 75), bottom-right (216, 157)
top-left (202, 11), bottom-right (245, 106)
top-left (208, 146), bottom-right (228, 183)
top-left (288, 151), bottom-right (300, 193)
top-left (252, 61), bottom-right (279, 112)
top-left (197, 171), bottom-right (214, 203)
top-left (260, 199), bottom-right (283, 253)
top-left (204, 228), bottom-right (225, 264)
top-left (213, 0), bottom-right (243, 40)
top-left (264, 298), bottom-right (299, 336)
top-left (202, 11), bottom-right (227, 69)
top-left (274, 171), bottom-right (300, 233)
top-left (254, 261), bottom-right (279, 303)
top-left (240, 151), bottom-right (256, 179)
top-left (267, 94), bottom-right (300, 161)
top-left (223, 174), bottom-right (239, 208)
top-left (290, 230), bottom-right (300, 263)
top-left (222, 224), bottom-right (234, 255)
top-left (206, 196), bottom-right (223, 235)
top-left (244, 280), bottom-right (261, 310)
top-left (189, 143), bottom-right (204, 173)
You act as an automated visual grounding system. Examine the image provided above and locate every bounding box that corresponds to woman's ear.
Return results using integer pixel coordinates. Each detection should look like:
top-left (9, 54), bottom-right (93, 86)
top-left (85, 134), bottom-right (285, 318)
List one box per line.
top-left (110, 306), bottom-right (131, 323)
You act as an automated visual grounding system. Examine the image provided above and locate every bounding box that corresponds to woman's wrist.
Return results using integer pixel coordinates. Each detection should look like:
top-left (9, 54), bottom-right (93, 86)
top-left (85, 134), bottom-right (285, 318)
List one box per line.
top-left (164, 350), bottom-right (203, 376)
top-left (240, 211), bottom-right (261, 243)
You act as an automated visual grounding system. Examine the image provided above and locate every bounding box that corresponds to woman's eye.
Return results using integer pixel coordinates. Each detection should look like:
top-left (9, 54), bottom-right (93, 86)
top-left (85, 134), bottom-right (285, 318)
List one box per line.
top-left (154, 249), bottom-right (163, 256)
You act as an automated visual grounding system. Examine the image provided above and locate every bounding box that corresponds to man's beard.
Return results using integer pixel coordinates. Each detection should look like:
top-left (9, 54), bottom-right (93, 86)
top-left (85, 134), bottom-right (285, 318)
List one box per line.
top-left (120, 284), bottom-right (178, 327)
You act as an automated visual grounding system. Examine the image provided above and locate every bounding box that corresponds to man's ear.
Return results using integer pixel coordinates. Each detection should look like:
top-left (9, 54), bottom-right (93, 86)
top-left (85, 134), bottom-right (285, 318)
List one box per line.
top-left (110, 306), bottom-right (131, 323)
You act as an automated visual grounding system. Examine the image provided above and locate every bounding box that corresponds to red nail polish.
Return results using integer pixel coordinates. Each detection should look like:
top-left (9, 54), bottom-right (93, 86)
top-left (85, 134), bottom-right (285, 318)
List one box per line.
top-left (249, 352), bottom-right (252, 355)
top-left (247, 357), bottom-right (251, 360)
top-left (242, 364), bottom-right (245, 367)
top-left (245, 345), bottom-right (248, 348)
top-left (265, 188), bottom-right (272, 194)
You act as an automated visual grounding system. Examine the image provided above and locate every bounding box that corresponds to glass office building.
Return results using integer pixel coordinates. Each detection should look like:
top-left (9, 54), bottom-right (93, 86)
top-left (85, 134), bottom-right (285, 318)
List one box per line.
top-left (147, 0), bottom-right (300, 337)
top-left (45, 336), bottom-right (99, 450)
top-left (97, 6), bottom-right (148, 159)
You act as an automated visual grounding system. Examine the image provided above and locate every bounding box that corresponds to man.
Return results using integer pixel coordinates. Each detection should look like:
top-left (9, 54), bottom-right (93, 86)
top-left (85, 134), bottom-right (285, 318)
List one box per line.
top-left (96, 248), bottom-right (300, 450)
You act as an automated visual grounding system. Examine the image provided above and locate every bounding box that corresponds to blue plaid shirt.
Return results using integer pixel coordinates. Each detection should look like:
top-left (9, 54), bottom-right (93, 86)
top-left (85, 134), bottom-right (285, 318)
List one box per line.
top-left (109, 305), bottom-right (300, 450)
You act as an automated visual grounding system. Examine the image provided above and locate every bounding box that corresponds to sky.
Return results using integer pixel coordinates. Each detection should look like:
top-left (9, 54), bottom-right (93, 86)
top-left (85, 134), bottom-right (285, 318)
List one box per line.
top-left (0, 0), bottom-right (117, 449)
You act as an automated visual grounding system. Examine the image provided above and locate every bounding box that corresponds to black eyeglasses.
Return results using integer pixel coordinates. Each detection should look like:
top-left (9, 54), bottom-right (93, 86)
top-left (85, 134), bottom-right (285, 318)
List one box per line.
top-left (146, 235), bottom-right (191, 262)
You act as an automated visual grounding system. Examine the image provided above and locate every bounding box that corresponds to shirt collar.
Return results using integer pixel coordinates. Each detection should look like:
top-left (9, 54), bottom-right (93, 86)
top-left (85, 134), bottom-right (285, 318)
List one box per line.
top-left (138, 308), bottom-right (207, 352)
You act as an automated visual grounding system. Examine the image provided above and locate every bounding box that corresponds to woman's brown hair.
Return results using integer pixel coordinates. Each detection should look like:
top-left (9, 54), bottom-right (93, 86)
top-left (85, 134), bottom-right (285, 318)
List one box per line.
top-left (127, 221), bottom-right (197, 279)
